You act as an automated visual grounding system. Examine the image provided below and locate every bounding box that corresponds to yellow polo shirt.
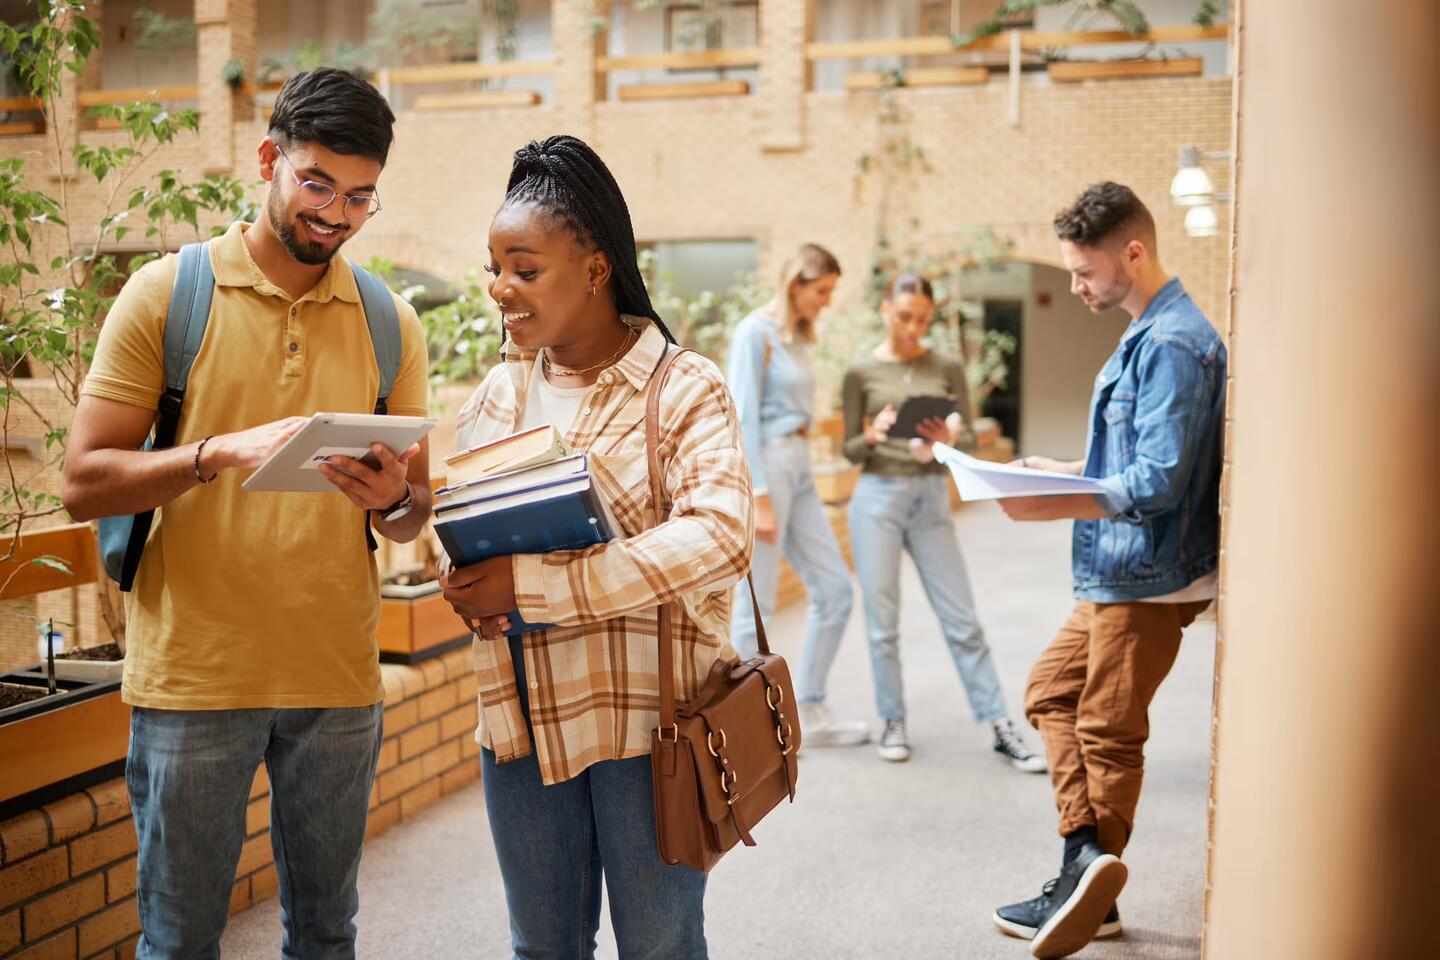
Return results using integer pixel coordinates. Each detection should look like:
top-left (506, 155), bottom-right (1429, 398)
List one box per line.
top-left (82, 221), bottom-right (429, 709)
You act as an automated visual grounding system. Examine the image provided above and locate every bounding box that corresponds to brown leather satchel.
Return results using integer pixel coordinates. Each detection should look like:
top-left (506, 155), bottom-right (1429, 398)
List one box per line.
top-left (644, 345), bottom-right (802, 873)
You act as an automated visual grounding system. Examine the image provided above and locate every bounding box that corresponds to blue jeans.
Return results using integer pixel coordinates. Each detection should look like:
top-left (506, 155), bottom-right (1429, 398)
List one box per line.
top-left (731, 434), bottom-right (854, 703)
top-left (482, 636), bottom-right (707, 959)
top-left (127, 704), bottom-right (383, 960)
top-left (848, 473), bottom-right (1008, 724)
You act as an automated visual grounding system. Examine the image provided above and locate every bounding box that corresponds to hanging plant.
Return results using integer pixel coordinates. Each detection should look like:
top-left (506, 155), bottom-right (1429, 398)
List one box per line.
top-left (220, 58), bottom-right (245, 91)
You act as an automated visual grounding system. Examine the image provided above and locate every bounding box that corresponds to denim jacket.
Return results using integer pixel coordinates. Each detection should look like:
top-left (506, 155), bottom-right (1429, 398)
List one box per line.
top-left (1075, 278), bottom-right (1227, 601)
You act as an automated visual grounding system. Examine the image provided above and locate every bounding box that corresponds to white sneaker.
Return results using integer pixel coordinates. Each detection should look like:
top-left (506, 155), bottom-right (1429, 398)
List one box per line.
top-left (878, 718), bottom-right (911, 762)
top-left (993, 718), bottom-right (1049, 774)
top-left (798, 701), bottom-right (870, 747)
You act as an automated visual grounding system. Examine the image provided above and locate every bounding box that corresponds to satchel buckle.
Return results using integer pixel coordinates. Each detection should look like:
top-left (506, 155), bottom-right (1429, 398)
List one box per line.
top-left (776, 722), bottom-right (794, 755)
top-left (720, 767), bottom-right (739, 805)
top-left (706, 729), bottom-right (728, 757)
top-left (765, 684), bottom-right (785, 709)
top-left (657, 724), bottom-right (678, 742)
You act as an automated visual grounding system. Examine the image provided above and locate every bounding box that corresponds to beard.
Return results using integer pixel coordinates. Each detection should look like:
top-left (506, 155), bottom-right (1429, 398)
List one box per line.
top-left (1087, 280), bottom-right (1130, 313)
top-left (267, 189), bottom-right (348, 266)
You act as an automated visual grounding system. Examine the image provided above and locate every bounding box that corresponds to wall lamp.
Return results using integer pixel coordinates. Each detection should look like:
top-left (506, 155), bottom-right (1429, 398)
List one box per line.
top-left (1171, 144), bottom-right (1233, 238)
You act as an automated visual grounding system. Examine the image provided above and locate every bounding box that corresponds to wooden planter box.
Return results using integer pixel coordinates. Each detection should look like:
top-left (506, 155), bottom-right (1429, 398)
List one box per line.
top-left (617, 80), bottom-right (751, 102)
top-left (1048, 57), bottom-right (1204, 83)
top-left (845, 66), bottom-right (988, 90)
top-left (377, 584), bottom-right (472, 664)
top-left (813, 460), bottom-right (860, 505)
top-left (0, 673), bottom-right (129, 821)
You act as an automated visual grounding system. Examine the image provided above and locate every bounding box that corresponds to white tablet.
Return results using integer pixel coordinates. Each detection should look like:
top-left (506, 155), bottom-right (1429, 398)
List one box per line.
top-left (241, 412), bottom-right (438, 493)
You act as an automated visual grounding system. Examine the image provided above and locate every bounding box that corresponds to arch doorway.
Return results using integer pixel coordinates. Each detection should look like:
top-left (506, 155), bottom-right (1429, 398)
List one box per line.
top-left (964, 261), bottom-right (1130, 459)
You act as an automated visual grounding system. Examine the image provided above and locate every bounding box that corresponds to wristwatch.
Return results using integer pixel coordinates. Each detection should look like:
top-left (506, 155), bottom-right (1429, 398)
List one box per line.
top-left (381, 487), bottom-right (415, 523)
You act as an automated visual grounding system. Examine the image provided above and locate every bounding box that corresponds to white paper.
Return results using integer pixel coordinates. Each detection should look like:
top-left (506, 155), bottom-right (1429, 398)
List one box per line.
top-left (933, 443), bottom-right (1108, 501)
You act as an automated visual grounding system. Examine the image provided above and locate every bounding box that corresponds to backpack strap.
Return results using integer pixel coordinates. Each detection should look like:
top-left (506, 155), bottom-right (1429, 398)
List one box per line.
top-left (101, 241), bottom-right (213, 591)
top-left (154, 241), bottom-right (215, 443)
top-left (350, 262), bottom-right (401, 415)
top-left (350, 262), bottom-right (402, 552)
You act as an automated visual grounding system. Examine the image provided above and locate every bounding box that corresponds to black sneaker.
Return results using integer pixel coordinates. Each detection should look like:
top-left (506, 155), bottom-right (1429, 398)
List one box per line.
top-left (1029, 842), bottom-right (1128, 958)
top-left (993, 880), bottom-right (1122, 941)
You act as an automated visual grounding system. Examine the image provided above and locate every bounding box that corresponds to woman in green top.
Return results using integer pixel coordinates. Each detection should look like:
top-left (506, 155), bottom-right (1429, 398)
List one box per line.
top-left (842, 274), bottom-right (1045, 771)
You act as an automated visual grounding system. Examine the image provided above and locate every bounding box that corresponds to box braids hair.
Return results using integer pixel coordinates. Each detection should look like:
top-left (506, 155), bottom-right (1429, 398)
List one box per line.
top-left (503, 135), bottom-right (677, 344)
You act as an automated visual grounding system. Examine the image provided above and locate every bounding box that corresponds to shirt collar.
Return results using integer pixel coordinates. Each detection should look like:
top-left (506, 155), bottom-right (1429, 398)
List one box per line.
top-left (210, 220), bottom-right (360, 304)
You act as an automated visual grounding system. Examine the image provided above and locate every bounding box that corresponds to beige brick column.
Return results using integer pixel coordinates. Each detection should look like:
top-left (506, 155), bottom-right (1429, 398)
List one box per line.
top-left (550, 0), bottom-right (607, 143)
top-left (1204, 0), bottom-right (1440, 957)
top-left (757, 0), bottom-right (812, 151)
top-left (195, 0), bottom-right (257, 173)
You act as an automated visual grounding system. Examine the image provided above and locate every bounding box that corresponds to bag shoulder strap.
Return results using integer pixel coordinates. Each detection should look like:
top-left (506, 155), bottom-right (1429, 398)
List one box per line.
top-left (350, 262), bottom-right (402, 413)
top-left (155, 241), bottom-right (215, 442)
top-left (645, 345), bottom-right (770, 734)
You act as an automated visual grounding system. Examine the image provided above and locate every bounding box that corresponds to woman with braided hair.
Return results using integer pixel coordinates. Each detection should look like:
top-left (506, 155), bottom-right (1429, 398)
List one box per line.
top-left (440, 135), bottom-right (749, 957)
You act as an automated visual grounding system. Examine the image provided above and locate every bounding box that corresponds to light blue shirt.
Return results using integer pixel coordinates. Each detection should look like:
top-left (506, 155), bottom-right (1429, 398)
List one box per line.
top-left (725, 309), bottom-right (814, 495)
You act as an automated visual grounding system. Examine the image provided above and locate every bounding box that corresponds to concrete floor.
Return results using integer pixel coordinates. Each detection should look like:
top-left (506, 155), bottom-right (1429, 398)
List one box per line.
top-left (222, 502), bottom-right (1215, 959)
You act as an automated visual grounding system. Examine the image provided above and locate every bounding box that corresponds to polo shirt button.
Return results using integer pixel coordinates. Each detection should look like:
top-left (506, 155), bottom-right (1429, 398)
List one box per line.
top-left (529, 680), bottom-right (539, 690)
top-left (289, 342), bottom-right (298, 352)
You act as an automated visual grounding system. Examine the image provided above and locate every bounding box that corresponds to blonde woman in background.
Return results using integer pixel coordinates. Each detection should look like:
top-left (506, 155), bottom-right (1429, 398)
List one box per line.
top-left (725, 243), bottom-right (868, 747)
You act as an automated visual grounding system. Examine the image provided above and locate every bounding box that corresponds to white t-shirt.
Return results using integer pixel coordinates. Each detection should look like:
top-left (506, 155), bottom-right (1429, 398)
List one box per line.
top-left (517, 351), bottom-right (623, 534)
top-left (1139, 569), bottom-right (1218, 605)
top-left (519, 351), bottom-right (589, 434)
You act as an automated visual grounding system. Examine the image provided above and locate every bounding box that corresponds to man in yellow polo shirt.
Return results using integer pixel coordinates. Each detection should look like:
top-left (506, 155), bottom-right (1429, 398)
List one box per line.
top-left (62, 69), bottom-right (431, 958)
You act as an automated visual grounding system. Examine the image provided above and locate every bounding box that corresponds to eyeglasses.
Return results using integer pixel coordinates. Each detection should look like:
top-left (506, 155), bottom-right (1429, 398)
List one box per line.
top-left (274, 147), bottom-right (382, 220)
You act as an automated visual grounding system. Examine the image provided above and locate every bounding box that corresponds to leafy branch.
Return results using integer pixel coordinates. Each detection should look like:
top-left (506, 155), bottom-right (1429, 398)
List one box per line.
top-left (0, 2), bottom-right (253, 644)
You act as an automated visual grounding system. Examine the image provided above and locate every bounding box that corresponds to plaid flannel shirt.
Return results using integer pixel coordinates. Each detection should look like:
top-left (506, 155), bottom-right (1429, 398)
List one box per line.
top-left (452, 318), bottom-right (753, 785)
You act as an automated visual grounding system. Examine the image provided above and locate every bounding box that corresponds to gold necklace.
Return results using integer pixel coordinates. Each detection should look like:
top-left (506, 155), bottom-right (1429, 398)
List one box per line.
top-left (543, 327), bottom-right (636, 378)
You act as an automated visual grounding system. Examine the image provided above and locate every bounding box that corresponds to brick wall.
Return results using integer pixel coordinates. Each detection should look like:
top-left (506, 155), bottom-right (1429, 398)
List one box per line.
top-left (345, 77), bottom-right (1234, 325)
top-left (0, 65), bottom-right (1232, 669)
top-left (0, 649), bottom-right (479, 959)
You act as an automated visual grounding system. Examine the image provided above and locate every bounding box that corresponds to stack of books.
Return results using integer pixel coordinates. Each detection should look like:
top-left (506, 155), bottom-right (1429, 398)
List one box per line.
top-left (433, 425), bottom-right (617, 636)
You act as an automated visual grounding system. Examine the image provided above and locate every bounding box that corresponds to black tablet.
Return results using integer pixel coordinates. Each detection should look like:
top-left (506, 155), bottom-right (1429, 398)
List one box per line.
top-left (889, 395), bottom-right (957, 438)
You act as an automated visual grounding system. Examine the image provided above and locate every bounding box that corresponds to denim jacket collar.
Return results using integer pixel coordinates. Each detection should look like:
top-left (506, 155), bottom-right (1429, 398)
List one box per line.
top-left (1121, 277), bottom-right (1185, 345)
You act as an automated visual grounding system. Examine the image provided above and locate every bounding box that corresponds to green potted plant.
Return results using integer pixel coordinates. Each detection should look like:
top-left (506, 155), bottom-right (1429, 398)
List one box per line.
top-left (1, 2), bottom-right (251, 702)
top-left (221, 57), bottom-right (246, 92)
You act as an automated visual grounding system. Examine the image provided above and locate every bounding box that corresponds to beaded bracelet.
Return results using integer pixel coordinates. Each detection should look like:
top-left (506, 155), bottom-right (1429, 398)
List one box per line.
top-left (194, 435), bottom-right (218, 484)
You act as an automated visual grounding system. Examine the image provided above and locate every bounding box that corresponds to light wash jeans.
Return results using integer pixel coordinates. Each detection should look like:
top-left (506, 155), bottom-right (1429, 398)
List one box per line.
top-left (127, 703), bottom-right (383, 960)
top-left (482, 635), bottom-right (707, 960)
top-left (848, 472), bottom-right (1007, 724)
top-left (731, 434), bottom-right (854, 703)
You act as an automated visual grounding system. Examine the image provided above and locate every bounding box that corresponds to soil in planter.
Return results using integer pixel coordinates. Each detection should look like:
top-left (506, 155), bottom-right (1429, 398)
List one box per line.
top-left (0, 683), bottom-right (48, 710)
top-left (56, 642), bottom-right (124, 662)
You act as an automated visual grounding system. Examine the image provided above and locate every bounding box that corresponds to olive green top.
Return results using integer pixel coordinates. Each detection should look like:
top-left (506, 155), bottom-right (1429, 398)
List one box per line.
top-left (841, 349), bottom-right (973, 477)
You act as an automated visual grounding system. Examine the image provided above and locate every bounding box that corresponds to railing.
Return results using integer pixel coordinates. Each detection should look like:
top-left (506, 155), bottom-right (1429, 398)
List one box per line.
top-left (374, 60), bottom-right (553, 112)
top-left (0, 23), bottom-right (1230, 136)
top-left (810, 24), bottom-right (1227, 100)
top-left (76, 84), bottom-right (200, 108)
top-left (0, 95), bottom-right (45, 136)
top-left (806, 24), bottom-right (1229, 62)
top-left (597, 46), bottom-right (761, 103)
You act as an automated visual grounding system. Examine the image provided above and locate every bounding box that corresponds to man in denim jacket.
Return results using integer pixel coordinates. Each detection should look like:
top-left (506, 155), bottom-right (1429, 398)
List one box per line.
top-left (990, 183), bottom-right (1227, 959)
